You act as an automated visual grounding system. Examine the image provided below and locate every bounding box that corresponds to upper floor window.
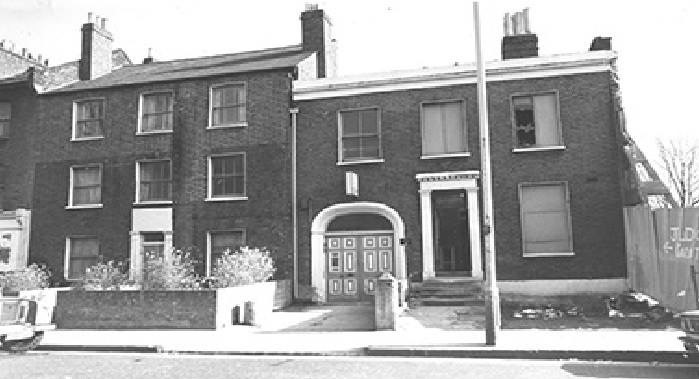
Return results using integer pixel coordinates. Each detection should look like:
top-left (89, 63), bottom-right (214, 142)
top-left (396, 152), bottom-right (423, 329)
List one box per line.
top-left (207, 229), bottom-right (246, 275)
top-left (73, 99), bottom-right (104, 140)
top-left (66, 236), bottom-right (100, 280)
top-left (139, 92), bottom-right (173, 133)
top-left (207, 153), bottom-right (246, 200)
top-left (136, 160), bottom-right (172, 203)
top-left (0, 102), bottom-right (10, 138)
top-left (69, 165), bottom-right (102, 207)
top-left (209, 83), bottom-right (246, 128)
top-left (338, 108), bottom-right (381, 163)
top-left (519, 182), bottom-right (573, 257)
top-left (421, 100), bottom-right (467, 156)
top-left (512, 92), bottom-right (562, 149)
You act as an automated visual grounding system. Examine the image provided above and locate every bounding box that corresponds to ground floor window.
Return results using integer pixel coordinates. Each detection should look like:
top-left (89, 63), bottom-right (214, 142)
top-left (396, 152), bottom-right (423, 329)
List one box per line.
top-left (519, 182), bottom-right (573, 256)
top-left (66, 237), bottom-right (100, 280)
top-left (141, 232), bottom-right (165, 259)
top-left (207, 229), bottom-right (246, 275)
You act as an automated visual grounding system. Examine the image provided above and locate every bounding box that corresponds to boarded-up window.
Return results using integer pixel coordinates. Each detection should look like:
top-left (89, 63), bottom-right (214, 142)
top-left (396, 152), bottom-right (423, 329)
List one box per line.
top-left (0, 102), bottom-right (10, 138)
top-left (141, 92), bottom-right (173, 132)
top-left (421, 101), bottom-right (467, 155)
top-left (71, 165), bottom-right (102, 206)
top-left (68, 237), bottom-right (99, 279)
top-left (513, 93), bottom-right (561, 148)
top-left (339, 108), bottom-right (381, 162)
top-left (519, 182), bottom-right (573, 256)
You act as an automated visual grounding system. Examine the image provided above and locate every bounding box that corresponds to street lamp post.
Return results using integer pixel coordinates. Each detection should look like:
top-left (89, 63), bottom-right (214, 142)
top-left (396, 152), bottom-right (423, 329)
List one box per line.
top-left (473, 1), bottom-right (500, 346)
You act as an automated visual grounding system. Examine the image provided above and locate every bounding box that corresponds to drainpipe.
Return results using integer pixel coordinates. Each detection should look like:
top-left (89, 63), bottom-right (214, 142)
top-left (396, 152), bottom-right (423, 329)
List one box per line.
top-left (290, 108), bottom-right (299, 299)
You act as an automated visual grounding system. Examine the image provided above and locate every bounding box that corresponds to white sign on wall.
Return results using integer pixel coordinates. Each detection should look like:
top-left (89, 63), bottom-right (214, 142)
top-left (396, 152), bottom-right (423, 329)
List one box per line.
top-left (346, 171), bottom-right (358, 197)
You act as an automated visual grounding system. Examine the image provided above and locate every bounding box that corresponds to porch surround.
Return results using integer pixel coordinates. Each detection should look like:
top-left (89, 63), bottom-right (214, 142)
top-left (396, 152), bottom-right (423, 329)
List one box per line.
top-left (310, 202), bottom-right (406, 303)
top-left (416, 171), bottom-right (482, 279)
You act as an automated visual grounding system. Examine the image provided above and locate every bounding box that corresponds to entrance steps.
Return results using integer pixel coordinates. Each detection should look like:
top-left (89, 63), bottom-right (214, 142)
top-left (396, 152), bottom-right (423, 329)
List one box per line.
top-left (409, 278), bottom-right (485, 307)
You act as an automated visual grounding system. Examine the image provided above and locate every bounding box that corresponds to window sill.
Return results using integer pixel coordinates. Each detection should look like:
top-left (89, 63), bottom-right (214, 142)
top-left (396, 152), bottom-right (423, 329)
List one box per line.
top-left (420, 152), bottom-right (471, 160)
top-left (71, 136), bottom-right (104, 142)
top-left (337, 159), bottom-right (385, 166)
top-left (136, 130), bottom-right (173, 136)
top-left (133, 201), bottom-right (173, 206)
top-left (512, 146), bottom-right (566, 153)
top-left (205, 196), bottom-right (248, 202)
top-left (65, 204), bottom-right (104, 210)
top-left (207, 122), bottom-right (247, 130)
top-left (523, 251), bottom-right (575, 258)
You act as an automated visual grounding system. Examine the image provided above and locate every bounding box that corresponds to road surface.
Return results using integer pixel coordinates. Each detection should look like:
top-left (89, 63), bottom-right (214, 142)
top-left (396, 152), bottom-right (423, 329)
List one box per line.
top-left (1, 352), bottom-right (698, 378)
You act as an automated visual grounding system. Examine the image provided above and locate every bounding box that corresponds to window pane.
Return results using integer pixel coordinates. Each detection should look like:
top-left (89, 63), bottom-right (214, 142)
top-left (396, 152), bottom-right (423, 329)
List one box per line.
top-left (422, 104), bottom-right (444, 155)
top-left (0, 103), bottom-right (10, 119)
top-left (443, 102), bottom-right (465, 153)
top-left (142, 232), bottom-right (164, 243)
top-left (74, 167), bottom-right (100, 186)
top-left (514, 96), bottom-right (535, 148)
top-left (0, 121), bottom-right (9, 138)
top-left (74, 187), bottom-right (101, 205)
top-left (360, 109), bottom-right (378, 134)
top-left (212, 231), bottom-right (244, 255)
top-left (211, 85), bottom-right (245, 126)
top-left (342, 111), bottom-right (359, 136)
top-left (69, 238), bottom-right (99, 279)
top-left (533, 94), bottom-right (559, 146)
top-left (521, 184), bottom-right (565, 212)
top-left (73, 166), bottom-right (101, 205)
top-left (523, 212), bottom-right (568, 242)
top-left (140, 161), bottom-right (170, 181)
top-left (222, 107), bottom-right (242, 124)
top-left (211, 155), bottom-right (244, 196)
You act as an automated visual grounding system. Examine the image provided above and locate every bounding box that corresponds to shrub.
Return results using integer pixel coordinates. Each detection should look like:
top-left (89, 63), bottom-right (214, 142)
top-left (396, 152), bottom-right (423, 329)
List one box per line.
top-left (143, 248), bottom-right (200, 290)
top-left (82, 259), bottom-right (130, 290)
top-left (0, 263), bottom-right (50, 291)
top-left (211, 246), bottom-right (276, 287)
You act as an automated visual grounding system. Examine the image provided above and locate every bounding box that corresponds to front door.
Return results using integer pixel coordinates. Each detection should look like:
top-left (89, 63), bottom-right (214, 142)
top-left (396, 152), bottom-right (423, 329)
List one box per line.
top-left (326, 234), bottom-right (393, 302)
top-left (433, 190), bottom-right (470, 275)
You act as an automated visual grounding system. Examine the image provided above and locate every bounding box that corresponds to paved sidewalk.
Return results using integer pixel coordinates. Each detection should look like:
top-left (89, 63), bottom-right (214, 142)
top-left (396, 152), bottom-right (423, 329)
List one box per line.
top-left (34, 304), bottom-right (695, 362)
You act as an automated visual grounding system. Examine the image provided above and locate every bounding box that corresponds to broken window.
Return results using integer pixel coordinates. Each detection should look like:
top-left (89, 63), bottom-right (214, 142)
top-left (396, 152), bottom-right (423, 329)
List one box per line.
top-left (513, 93), bottom-right (561, 148)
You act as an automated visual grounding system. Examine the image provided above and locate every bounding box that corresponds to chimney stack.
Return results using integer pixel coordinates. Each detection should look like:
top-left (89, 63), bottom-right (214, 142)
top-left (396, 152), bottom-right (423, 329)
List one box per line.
top-left (300, 4), bottom-right (336, 78)
top-left (142, 47), bottom-right (154, 64)
top-left (79, 12), bottom-right (113, 80)
top-left (589, 36), bottom-right (612, 51)
top-left (501, 8), bottom-right (538, 60)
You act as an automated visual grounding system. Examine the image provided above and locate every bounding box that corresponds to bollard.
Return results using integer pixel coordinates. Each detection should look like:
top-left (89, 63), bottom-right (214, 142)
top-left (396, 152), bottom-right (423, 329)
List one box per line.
top-left (375, 272), bottom-right (399, 330)
top-left (244, 301), bottom-right (255, 325)
top-left (231, 305), bottom-right (241, 325)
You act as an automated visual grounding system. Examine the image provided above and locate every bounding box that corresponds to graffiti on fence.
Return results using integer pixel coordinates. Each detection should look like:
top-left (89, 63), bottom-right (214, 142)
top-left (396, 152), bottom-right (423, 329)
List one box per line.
top-left (663, 227), bottom-right (699, 259)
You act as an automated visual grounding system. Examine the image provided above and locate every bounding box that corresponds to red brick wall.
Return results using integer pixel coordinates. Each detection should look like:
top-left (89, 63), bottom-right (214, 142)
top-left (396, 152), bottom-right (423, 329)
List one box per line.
top-left (294, 71), bottom-right (626, 284)
top-left (28, 70), bottom-right (294, 280)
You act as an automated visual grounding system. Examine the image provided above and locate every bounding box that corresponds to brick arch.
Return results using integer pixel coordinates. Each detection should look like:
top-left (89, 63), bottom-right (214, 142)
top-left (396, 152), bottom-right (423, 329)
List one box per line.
top-left (310, 202), bottom-right (406, 303)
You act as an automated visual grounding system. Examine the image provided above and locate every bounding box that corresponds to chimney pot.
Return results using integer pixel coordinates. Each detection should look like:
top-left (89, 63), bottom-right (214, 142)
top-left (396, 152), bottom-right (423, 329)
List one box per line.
top-left (502, 8), bottom-right (538, 59)
top-left (21, 48), bottom-right (26, 57)
top-left (88, 12), bottom-right (93, 23)
top-left (305, 3), bottom-right (318, 11)
top-left (44, 59), bottom-right (49, 66)
top-left (523, 8), bottom-right (531, 33)
top-left (101, 17), bottom-right (107, 29)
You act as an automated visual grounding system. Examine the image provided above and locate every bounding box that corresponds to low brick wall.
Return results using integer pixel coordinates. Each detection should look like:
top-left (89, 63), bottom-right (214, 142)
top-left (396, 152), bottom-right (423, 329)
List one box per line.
top-left (55, 290), bottom-right (217, 329)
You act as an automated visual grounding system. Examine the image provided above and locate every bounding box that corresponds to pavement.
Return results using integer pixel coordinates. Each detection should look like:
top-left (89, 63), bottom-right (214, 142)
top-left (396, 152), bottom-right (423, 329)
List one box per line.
top-left (33, 303), bottom-right (698, 363)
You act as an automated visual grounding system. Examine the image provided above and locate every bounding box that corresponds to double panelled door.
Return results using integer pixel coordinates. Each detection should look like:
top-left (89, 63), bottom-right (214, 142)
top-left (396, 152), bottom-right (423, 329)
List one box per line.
top-left (325, 233), bottom-right (394, 302)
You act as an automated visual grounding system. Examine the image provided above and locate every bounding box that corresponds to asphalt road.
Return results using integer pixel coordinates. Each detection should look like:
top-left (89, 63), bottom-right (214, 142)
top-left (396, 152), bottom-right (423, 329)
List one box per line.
top-left (1, 353), bottom-right (698, 379)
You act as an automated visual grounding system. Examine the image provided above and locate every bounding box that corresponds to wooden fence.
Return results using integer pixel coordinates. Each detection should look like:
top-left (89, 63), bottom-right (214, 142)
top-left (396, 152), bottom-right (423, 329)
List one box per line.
top-left (624, 205), bottom-right (699, 311)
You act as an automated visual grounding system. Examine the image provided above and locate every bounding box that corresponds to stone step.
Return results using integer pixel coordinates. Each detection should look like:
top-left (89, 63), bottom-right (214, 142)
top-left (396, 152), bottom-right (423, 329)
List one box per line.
top-left (418, 298), bottom-right (486, 306)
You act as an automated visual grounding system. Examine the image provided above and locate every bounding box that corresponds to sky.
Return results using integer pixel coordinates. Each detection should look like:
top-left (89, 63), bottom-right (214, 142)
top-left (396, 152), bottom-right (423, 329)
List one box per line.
top-left (0, 0), bottom-right (696, 165)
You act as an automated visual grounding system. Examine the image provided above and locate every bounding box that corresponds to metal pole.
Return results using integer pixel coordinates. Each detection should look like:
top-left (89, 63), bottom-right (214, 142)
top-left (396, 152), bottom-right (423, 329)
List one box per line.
top-left (473, 1), bottom-right (500, 346)
top-left (291, 108), bottom-right (299, 299)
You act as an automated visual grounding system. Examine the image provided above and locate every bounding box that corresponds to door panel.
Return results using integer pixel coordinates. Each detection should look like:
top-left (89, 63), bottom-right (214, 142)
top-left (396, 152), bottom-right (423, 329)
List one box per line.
top-left (326, 233), bottom-right (394, 302)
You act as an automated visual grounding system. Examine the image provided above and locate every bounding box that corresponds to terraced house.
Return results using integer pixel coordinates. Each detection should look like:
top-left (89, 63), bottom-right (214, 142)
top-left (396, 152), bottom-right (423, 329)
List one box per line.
top-left (0, 6), bottom-right (648, 303)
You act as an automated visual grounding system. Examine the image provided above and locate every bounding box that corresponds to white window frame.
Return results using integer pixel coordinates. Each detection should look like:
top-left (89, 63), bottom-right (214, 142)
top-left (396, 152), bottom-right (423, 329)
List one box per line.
top-left (72, 98), bottom-right (106, 141)
top-left (518, 181), bottom-right (574, 258)
top-left (64, 236), bottom-right (100, 280)
top-left (206, 229), bottom-right (246, 276)
top-left (419, 99), bottom-right (469, 159)
top-left (137, 90), bottom-right (174, 135)
top-left (67, 164), bottom-right (103, 209)
top-left (0, 102), bottom-right (10, 139)
top-left (510, 90), bottom-right (565, 152)
top-left (206, 152), bottom-right (247, 201)
top-left (135, 159), bottom-right (173, 205)
top-left (337, 106), bottom-right (383, 165)
top-left (208, 82), bottom-right (247, 129)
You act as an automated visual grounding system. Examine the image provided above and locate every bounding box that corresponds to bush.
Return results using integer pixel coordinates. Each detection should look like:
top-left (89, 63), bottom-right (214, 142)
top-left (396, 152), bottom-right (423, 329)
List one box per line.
top-left (143, 248), bottom-right (200, 290)
top-left (82, 259), bottom-right (130, 290)
top-left (0, 263), bottom-right (50, 291)
top-left (210, 246), bottom-right (276, 287)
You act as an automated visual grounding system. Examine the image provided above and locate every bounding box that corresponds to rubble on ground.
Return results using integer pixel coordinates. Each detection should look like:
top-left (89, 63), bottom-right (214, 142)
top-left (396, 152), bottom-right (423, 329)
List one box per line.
top-left (604, 290), bottom-right (674, 322)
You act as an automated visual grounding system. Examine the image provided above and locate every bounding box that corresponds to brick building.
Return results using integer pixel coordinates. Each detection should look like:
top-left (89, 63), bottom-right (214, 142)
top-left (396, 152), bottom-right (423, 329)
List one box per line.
top-left (0, 6), bottom-right (643, 303)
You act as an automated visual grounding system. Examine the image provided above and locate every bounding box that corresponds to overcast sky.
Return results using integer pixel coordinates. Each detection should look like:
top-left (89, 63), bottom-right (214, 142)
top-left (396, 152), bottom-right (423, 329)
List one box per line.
top-left (0, 0), bottom-right (696, 162)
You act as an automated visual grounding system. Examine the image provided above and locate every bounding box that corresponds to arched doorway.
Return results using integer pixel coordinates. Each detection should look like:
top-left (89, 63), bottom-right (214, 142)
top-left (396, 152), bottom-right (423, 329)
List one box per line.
top-left (310, 202), bottom-right (406, 303)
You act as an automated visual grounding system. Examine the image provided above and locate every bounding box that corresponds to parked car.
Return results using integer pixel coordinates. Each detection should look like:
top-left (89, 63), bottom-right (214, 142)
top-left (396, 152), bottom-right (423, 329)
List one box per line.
top-left (0, 298), bottom-right (55, 352)
top-left (678, 310), bottom-right (699, 352)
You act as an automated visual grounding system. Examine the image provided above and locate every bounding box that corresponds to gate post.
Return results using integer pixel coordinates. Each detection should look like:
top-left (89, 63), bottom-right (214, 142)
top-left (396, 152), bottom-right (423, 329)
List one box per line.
top-left (375, 272), bottom-right (399, 330)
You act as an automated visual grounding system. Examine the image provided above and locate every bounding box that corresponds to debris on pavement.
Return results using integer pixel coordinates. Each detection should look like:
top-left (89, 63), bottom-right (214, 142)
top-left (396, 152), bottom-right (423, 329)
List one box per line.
top-left (512, 304), bottom-right (581, 320)
top-left (604, 290), bottom-right (674, 322)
